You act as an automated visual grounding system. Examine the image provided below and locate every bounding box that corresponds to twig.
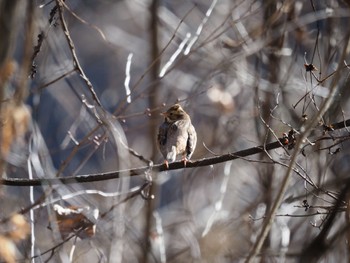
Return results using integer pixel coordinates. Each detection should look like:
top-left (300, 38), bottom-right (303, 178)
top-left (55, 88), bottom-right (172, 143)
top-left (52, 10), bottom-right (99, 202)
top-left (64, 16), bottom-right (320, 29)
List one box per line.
top-left (124, 53), bottom-right (133, 103)
top-left (184, 0), bottom-right (218, 55)
top-left (55, 0), bottom-right (102, 106)
top-left (37, 68), bottom-right (75, 91)
top-left (159, 33), bottom-right (191, 77)
top-left (60, 0), bottom-right (107, 41)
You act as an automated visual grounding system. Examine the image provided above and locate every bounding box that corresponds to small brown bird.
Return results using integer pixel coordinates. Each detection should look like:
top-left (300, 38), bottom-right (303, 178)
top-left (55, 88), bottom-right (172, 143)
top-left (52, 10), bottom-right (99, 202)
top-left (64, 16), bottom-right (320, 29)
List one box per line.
top-left (157, 104), bottom-right (197, 168)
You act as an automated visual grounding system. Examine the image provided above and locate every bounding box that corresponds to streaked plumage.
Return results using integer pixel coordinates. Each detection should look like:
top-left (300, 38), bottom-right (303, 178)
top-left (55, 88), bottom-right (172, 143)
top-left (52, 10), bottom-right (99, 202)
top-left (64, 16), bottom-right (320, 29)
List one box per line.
top-left (157, 104), bottom-right (197, 167)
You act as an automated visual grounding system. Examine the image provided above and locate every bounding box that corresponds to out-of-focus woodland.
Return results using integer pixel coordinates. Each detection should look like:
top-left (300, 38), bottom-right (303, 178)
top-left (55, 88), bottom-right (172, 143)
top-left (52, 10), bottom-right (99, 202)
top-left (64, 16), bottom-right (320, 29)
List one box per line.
top-left (1, 0), bottom-right (350, 262)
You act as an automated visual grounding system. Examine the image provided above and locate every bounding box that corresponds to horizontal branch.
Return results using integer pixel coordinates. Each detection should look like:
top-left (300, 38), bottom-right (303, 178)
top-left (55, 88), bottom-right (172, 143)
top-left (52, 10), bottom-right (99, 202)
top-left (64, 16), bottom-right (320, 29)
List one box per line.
top-left (1, 139), bottom-right (287, 187)
top-left (1, 118), bottom-right (349, 187)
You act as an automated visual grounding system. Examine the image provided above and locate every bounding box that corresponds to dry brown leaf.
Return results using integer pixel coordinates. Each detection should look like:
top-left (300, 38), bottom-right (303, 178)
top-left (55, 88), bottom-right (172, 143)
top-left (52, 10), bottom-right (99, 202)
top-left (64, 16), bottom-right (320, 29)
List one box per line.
top-left (0, 60), bottom-right (16, 86)
top-left (1, 102), bottom-right (31, 157)
top-left (7, 214), bottom-right (30, 242)
top-left (53, 204), bottom-right (99, 239)
top-left (0, 235), bottom-right (16, 263)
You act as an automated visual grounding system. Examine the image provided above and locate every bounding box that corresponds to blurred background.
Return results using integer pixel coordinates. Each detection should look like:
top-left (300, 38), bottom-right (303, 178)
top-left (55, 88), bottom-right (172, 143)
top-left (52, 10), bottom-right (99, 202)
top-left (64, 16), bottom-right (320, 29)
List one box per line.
top-left (1, 0), bottom-right (350, 262)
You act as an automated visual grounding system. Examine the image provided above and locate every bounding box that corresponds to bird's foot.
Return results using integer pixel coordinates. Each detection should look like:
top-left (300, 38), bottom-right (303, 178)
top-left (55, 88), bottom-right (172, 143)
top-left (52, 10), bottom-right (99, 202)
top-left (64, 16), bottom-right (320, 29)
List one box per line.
top-left (164, 160), bottom-right (169, 169)
top-left (181, 157), bottom-right (191, 167)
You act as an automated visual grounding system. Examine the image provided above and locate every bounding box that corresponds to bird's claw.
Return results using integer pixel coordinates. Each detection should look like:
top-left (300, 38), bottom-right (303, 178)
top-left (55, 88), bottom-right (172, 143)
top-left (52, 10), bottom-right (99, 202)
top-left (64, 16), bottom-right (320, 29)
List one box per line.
top-left (164, 160), bottom-right (169, 169)
top-left (182, 157), bottom-right (191, 167)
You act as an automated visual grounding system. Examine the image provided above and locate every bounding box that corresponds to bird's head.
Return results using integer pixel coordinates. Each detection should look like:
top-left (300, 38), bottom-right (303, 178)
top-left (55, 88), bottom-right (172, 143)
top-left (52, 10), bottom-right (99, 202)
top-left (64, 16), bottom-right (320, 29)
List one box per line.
top-left (162, 104), bottom-right (189, 122)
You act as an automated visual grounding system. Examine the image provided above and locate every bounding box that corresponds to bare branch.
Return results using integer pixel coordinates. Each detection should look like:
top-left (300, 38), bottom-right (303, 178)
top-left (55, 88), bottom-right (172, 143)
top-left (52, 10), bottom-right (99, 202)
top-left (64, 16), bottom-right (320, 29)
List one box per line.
top-left (55, 0), bottom-right (102, 106)
top-left (3, 116), bottom-right (350, 187)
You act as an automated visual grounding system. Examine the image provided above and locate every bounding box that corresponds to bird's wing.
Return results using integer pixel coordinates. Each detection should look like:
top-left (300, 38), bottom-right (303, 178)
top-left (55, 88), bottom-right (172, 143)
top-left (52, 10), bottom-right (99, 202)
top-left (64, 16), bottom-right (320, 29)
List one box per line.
top-left (159, 121), bottom-right (181, 161)
top-left (157, 122), bottom-right (168, 146)
top-left (157, 122), bottom-right (170, 159)
top-left (186, 123), bottom-right (197, 159)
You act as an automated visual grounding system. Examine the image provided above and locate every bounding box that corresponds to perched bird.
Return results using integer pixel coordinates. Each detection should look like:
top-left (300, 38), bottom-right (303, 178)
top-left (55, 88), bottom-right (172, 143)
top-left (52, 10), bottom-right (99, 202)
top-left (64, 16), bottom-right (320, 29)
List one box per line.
top-left (157, 104), bottom-right (197, 168)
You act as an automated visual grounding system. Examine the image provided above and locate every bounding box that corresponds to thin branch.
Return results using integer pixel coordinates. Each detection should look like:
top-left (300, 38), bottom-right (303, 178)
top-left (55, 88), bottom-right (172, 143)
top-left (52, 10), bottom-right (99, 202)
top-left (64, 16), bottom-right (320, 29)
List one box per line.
top-left (55, 0), bottom-right (102, 106)
top-left (36, 68), bottom-right (75, 91)
top-left (124, 53), bottom-right (133, 103)
top-left (60, 0), bottom-right (107, 42)
top-left (184, 0), bottom-right (218, 55)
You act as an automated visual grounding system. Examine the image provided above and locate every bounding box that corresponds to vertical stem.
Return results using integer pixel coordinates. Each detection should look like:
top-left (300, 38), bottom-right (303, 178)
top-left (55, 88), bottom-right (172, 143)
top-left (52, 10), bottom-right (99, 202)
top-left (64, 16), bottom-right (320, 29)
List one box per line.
top-left (14, 0), bottom-right (35, 105)
top-left (143, 1), bottom-right (160, 262)
top-left (149, 0), bottom-right (160, 160)
top-left (346, 195), bottom-right (350, 260)
top-left (257, 1), bottom-right (285, 259)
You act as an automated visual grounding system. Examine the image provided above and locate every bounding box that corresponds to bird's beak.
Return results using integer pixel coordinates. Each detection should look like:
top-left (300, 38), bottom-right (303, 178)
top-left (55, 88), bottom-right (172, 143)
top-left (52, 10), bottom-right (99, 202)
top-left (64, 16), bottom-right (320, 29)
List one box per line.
top-left (161, 112), bottom-right (167, 117)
